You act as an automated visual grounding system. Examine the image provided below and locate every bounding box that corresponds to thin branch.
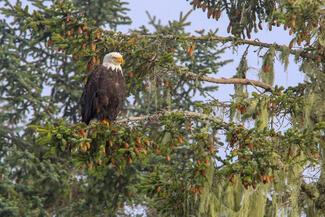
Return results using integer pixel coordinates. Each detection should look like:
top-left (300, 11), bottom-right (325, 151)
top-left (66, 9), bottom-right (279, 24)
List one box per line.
top-left (178, 69), bottom-right (273, 91)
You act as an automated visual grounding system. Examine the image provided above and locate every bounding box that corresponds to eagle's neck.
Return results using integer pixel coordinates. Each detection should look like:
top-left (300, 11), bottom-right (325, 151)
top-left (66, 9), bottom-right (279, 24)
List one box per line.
top-left (103, 63), bottom-right (123, 75)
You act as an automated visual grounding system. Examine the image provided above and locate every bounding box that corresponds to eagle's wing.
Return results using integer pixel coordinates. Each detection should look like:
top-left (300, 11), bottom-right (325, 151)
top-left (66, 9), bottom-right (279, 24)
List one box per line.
top-left (80, 66), bottom-right (100, 124)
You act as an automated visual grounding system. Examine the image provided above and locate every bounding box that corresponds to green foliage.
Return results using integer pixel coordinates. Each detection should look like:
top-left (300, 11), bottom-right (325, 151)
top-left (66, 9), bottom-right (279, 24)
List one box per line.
top-left (188, 0), bottom-right (324, 44)
top-left (260, 47), bottom-right (275, 86)
top-left (1, 0), bottom-right (325, 216)
top-left (0, 144), bottom-right (71, 216)
top-left (280, 46), bottom-right (290, 72)
top-left (30, 113), bottom-right (323, 216)
top-left (72, 0), bottom-right (131, 28)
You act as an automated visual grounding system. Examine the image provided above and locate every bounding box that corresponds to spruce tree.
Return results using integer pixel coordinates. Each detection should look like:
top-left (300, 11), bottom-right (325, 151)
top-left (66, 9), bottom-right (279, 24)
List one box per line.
top-left (0, 0), bottom-right (324, 216)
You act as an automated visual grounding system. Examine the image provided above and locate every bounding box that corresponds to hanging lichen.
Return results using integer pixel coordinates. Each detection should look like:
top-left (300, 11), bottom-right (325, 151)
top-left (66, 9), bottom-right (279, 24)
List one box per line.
top-left (260, 47), bottom-right (275, 86)
top-left (234, 51), bottom-right (249, 98)
top-left (230, 52), bottom-right (249, 122)
top-left (198, 173), bottom-right (270, 217)
top-left (298, 58), bottom-right (325, 217)
top-left (255, 98), bottom-right (269, 129)
top-left (280, 46), bottom-right (290, 72)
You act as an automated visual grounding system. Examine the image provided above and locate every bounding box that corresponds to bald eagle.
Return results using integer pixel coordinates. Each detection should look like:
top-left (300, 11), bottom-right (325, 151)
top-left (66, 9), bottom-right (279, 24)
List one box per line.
top-left (80, 52), bottom-right (126, 124)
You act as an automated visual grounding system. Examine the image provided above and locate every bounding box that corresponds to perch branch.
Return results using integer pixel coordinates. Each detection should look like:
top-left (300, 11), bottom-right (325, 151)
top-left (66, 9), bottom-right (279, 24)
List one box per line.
top-left (117, 110), bottom-right (226, 127)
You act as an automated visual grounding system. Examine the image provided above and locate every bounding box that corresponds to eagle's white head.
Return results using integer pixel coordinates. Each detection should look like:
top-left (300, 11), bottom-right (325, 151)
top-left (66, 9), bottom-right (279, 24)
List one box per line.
top-left (102, 52), bottom-right (124, 72)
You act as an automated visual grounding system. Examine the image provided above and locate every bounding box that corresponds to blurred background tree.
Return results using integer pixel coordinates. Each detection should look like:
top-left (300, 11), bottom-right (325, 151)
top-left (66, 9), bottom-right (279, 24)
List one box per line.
top-left (0, 0), bottom-right (324, 216)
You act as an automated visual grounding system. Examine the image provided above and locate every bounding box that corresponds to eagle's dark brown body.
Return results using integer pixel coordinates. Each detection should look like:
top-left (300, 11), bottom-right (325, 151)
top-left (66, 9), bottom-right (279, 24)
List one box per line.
top-left (80, 65), bottom-right (126, 124)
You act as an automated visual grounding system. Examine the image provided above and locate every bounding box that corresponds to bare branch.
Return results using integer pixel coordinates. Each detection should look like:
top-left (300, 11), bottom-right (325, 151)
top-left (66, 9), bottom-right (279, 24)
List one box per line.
top-left (178, 69), bottom-right (273, 91)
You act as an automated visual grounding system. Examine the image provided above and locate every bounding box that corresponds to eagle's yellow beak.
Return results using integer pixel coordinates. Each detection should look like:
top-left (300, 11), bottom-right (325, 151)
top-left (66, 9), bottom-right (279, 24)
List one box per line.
top-left (115, 56), bottom-right (125, 65)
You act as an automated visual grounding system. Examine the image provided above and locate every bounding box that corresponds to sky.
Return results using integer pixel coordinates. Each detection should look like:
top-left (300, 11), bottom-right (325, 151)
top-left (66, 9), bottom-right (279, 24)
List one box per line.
top-left (118, 0), bottom-right (305, 98)
top-left (120, 0), bottom-right (296, 44)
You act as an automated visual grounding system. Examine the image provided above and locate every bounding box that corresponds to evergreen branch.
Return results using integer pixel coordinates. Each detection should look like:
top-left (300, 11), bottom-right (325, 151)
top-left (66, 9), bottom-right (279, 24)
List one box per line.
top-left (300, 181), bottom-right (319, 201)
top-left (131, 34), bottom-right (314, 60)
top-left (177, 69), bottom-right (273, 91)
top-left (0, 126), bottom-right (30, 148)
